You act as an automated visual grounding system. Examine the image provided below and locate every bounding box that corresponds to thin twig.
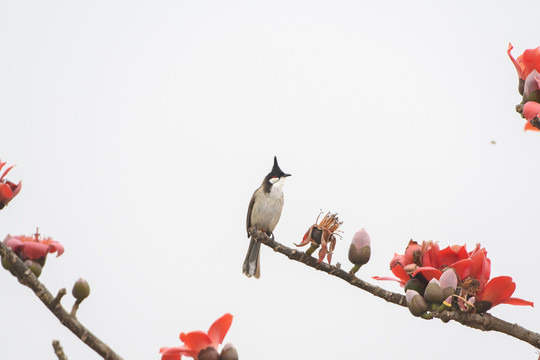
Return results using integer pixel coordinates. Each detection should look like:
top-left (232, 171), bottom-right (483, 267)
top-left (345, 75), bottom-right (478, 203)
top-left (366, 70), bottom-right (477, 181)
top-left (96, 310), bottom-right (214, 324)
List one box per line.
top-left (71, 299), bottom-right (82, 317)
top-left (53, 288), bottom-right (67, 307)
top-left (252, 230), bottom-right (540, 349)
top-left (52, 340), bottom-right (68, 360)
top-left (0, 241), bottom-right (123, 360)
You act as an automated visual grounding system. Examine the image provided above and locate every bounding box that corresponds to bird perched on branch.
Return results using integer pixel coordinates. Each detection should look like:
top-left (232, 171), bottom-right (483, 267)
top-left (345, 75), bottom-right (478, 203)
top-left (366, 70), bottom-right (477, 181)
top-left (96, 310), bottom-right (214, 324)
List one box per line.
top-left (243, 156), bottom-right (291, 278)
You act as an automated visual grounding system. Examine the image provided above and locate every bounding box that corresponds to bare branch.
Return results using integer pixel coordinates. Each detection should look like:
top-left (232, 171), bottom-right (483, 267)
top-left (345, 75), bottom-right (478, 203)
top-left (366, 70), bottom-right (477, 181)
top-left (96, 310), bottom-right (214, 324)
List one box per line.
top-left (52, 340), bottom-right (68, 360)
top-left (252, 230), bottom-right (540, 349)
top-left (0, 241), bottom-right (123, 360)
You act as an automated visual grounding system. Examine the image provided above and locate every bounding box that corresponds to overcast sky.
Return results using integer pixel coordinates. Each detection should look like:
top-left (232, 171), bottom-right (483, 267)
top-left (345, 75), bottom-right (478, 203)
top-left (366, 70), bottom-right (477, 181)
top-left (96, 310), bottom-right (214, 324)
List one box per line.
top-left (1, 1), bottom-right (540, 359)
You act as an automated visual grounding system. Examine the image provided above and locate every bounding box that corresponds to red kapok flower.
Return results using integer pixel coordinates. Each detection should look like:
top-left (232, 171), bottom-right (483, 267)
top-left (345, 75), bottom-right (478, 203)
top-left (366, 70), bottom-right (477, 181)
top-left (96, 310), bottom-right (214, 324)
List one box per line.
top-left (160, 313), bottom-right (233, 360)
top-left (0, 160), bottom-right (22, 209)
top-left (3, 229), bottom-right (64, 261)
top-left (375, 240), bottom-right (533, 312)
top-left (508, 43), bottom-right (540, 131)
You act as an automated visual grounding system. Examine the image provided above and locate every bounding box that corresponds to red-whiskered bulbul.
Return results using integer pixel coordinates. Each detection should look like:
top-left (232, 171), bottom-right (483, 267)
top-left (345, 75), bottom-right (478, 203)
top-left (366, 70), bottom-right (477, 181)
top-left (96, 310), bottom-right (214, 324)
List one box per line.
top-left (243, 156), bottom-right (291, 278)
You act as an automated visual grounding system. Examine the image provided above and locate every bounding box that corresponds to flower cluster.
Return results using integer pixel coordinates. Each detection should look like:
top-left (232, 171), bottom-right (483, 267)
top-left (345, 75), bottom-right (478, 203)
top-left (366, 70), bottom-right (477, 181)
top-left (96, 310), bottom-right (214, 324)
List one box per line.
top-left (160, 314), bottom-right (238, 360)
top-left (508, 43), bottom-right (540, 131)
top-left (0, 160), bottom-right (22, 209)
top-left (2, 229), bottom-right (64, 277)
top-left (374, 240), bottom-right (533, 314)
top-left (296, 212), bottom-right (342, 264)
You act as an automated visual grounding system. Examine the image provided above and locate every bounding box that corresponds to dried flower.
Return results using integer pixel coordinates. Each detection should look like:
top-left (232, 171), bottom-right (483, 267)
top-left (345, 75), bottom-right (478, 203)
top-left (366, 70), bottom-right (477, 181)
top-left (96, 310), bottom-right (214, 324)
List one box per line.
top-left (296, 212), bottom-right (342, 264)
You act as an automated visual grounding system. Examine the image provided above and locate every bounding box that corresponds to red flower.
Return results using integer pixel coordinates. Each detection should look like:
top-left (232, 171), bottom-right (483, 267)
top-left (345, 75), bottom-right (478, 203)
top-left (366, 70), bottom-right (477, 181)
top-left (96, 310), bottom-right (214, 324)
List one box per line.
top-left (508, 43), bottom-right (540, 131)
top-left (375, 241), bottom-right (533, 311)
top-left (160, 313), bottom-right (233, 360)
top-left (3, 229), bottom-right (64, 261)
top-left (0, 160), bottom-right (22, 209)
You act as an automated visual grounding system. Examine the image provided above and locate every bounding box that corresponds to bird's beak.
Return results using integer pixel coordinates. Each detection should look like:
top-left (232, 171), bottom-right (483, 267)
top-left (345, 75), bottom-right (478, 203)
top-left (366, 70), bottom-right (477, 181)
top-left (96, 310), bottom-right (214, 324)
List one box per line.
top-left (283, 173), bottom-right (292, 177)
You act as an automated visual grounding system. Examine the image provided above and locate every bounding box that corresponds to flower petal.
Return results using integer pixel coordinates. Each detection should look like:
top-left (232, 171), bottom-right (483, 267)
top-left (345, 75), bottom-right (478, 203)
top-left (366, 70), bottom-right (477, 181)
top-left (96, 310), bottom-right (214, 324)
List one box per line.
top-left (179, 331), bottom-right (212, 353)
top-left (480, 276), bottom-right (515, 307)
top-left (48, 241), bottom-right (65, 256)
top-left (371, 276), bottom-right (404, 283)
top-left (0, 164), bottom-right (15, 181)
top-left (508, 43), bottom-right (524, 80)
top-left (523, 101), bottom-right (540, 121)
top-left (524, 121), bottom-right (540, 132)
top-left (437, 245), bottom-right (467, 268)
top-left (0, 183), bottom-right (14, 202)
top-left (501, 297), bottom-right (534, 307)
top-left (449, 258), bottom-right (472, 280)
top-left (22, 242), bottom-right (50, 259)
top-left (4, 236), bottom-right (24, 252)
top-left (207, 313), bottom-right (233, 348)
top-left (521, 46), bottom-right (540, 79)
top-left (412, 266), bottom-right (442, 282)
top-left (390, 263), bottom-right (411, 285)
top-left (160, 346), bottom-right (195, 360)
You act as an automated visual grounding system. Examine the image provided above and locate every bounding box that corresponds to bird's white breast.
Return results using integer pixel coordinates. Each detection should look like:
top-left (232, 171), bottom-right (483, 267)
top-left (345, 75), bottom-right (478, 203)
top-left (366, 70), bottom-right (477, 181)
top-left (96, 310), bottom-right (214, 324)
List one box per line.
top-left (250, 179), bottom-right (286, 233)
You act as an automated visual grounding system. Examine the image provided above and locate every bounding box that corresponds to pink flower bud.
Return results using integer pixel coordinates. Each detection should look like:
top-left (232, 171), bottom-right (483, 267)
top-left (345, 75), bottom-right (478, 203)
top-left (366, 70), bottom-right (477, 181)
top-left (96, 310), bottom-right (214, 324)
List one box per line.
top-left (440, 269), bottom-right (457, 298)
top-left (348, 228), bottom-right (371, 267)
top-left (424, 278), bottom-right (444, 304)
top-left (406, 290), bottom-right (428, 317)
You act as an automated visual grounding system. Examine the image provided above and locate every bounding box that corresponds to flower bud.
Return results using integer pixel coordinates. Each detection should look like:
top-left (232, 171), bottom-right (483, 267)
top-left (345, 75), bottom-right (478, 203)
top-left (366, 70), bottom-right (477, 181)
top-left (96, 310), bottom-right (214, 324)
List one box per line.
top-left (404, 278), bottom-right (425, 296)
top-left (199, 347), bottom-right (219, 360)
top-left (72, 278), bottom-right (90, 301)
top-left (439, 269), bottom-right (457, 299)
top-left (406, 290), bottom-right (428, 317)
top-left (25, 259), bottom-right (42, 278)
top-left (424, 278), bottom-right (444, 304)
top-left (348, 228), bottom-right (371, 266)
top-left (220, 343), bottom-right (239, 360)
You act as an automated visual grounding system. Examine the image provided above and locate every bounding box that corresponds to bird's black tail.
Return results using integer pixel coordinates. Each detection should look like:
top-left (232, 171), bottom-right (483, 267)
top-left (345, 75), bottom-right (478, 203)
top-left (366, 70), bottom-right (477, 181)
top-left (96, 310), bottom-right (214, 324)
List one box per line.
top-left (242, 238), bottom-right (261, 278)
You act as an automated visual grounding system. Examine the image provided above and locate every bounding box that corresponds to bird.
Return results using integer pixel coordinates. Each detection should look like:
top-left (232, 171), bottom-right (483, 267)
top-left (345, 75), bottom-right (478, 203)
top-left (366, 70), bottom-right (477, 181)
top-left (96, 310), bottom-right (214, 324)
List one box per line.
top-left (243, 156), bottom-right (291, 278)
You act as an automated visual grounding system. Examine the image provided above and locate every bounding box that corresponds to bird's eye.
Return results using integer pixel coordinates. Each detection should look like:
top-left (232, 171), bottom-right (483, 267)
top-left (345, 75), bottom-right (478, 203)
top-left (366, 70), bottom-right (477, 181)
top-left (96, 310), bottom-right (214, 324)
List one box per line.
top-left (269, 176), bottom-right (279, 184)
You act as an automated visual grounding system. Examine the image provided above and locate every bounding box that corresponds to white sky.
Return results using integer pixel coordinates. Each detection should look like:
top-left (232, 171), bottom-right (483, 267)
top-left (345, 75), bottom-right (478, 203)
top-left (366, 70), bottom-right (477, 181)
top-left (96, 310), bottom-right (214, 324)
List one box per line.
top-left (1, 1), bottom-right (540, 359)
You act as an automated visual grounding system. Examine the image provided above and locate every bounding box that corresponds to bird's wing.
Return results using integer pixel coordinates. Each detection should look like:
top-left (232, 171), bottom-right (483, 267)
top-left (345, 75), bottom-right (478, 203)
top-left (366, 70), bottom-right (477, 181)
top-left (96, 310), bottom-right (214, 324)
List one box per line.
top-left (246, 190), bottom-right (257, 236)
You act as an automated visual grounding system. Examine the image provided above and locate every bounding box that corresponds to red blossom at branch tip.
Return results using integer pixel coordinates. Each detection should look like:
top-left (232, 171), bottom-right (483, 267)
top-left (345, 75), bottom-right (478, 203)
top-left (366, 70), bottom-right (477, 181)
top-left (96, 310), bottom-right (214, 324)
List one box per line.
top-left (160, 314), bottom-right (233, 360)
top-left (0, 160), bottom-right (22, 209)
top-left (375, 240), bottom-right (533, 312)
top-left (3, 230), bottom-right (64, 261)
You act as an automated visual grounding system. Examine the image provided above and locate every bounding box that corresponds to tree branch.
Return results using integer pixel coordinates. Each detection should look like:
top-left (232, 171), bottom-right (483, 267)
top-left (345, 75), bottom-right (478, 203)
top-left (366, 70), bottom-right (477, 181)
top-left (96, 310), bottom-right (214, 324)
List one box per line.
top-left (252, 230), bottom-right (540, 349)
top-left (0, 241), bottom-right (123, 360)
top-left (52, 340), bottom-right (69, 360)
